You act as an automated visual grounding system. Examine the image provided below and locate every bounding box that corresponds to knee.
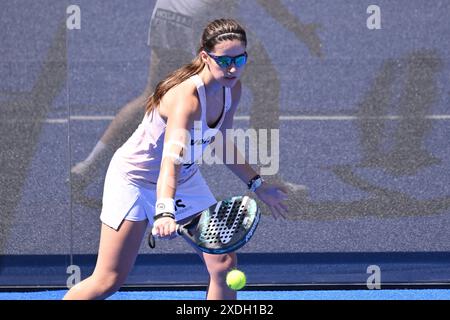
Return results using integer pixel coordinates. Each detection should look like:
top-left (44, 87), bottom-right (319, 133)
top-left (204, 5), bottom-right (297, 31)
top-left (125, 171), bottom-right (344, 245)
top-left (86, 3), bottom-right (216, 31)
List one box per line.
top-left (63, 272), bottom-right (126, 300)
top-left (92, 272), bottom-right (125, 296)
top-left (204, 253), bottom-right (237, 279)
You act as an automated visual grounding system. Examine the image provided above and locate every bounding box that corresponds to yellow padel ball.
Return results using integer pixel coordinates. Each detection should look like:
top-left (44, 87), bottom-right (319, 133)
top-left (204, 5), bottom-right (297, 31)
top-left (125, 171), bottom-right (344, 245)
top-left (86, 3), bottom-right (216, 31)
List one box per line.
top-left (226, 269), bottom-right (247, 291)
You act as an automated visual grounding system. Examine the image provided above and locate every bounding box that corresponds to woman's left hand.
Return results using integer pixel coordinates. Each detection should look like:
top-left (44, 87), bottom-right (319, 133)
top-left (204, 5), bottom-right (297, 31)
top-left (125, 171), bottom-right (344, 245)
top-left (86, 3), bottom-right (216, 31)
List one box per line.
top-left (254, 182), bottom-right (289, 220)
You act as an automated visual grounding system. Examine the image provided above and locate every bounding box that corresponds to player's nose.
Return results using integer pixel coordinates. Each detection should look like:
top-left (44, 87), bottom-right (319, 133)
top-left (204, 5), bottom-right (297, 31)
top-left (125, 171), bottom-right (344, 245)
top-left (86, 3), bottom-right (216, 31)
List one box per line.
top-left (227, 65), bottom-right (237, 73)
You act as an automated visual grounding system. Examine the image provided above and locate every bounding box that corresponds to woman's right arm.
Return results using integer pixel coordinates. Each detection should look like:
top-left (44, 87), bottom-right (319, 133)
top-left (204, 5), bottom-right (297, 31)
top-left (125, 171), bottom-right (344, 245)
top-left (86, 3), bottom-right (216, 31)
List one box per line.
top-left (152, 89), bottom-right (199, 238)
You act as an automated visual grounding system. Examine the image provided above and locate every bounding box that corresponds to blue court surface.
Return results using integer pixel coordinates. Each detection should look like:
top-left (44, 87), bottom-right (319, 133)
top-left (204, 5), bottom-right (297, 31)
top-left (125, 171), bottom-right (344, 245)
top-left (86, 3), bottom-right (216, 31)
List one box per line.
top-left (0, 289), bottom-right (449, 300)
top-left (2, 0), bottom-right (450, 296)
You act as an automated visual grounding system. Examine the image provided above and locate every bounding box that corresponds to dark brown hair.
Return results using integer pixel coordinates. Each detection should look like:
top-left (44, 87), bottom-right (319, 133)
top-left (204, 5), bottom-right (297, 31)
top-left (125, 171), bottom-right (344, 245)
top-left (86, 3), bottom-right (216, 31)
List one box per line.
top-left (145, 18), bottom-right (247, 114)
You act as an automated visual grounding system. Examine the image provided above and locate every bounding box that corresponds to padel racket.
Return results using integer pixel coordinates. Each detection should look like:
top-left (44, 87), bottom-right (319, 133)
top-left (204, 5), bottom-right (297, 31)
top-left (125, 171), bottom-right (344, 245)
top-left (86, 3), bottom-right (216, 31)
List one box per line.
top-left (148, 195), bottom-right (260, 254)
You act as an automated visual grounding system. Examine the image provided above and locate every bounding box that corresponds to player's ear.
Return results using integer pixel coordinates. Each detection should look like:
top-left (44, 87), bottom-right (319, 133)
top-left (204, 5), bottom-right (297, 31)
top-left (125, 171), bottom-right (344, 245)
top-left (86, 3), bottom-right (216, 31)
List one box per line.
top-left (200, 50), bottom-right (209, 64)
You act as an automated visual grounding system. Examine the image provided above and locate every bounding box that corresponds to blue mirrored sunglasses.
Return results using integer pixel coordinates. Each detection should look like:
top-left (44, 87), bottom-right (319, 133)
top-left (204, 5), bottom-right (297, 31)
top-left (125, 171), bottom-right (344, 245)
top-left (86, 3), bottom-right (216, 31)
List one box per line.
top-left (206, 52), bottom-right (248, 68)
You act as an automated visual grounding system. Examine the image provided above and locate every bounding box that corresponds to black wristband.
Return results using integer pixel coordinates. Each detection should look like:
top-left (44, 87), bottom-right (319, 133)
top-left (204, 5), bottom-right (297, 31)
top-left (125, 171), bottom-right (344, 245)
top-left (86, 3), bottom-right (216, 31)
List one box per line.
top-left (153, 212), bottom-right (175, 221)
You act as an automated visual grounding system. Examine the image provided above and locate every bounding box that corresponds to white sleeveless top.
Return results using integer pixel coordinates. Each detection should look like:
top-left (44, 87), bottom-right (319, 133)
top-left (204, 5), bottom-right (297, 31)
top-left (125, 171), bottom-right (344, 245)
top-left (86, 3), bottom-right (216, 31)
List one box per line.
top-left (111, 74), bottom-right (232, 187)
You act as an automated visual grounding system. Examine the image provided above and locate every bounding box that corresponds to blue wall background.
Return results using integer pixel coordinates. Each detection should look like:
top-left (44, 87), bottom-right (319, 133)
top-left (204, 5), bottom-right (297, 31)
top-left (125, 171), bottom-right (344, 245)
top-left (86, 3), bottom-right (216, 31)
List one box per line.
top-left (1, 0), bottom-right (450, 288)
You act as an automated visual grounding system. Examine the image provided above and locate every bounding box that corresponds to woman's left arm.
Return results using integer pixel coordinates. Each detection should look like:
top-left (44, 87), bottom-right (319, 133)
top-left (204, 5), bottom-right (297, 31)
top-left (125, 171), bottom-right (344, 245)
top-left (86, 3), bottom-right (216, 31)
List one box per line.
top-left (219, 81), bottom-right (289, 219)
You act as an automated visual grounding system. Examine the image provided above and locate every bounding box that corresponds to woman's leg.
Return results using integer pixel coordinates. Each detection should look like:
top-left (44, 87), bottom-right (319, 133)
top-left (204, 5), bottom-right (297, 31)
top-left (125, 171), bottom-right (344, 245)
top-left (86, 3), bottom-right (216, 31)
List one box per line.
top-left (178, 213), bottom-right (238, 300)
top-left (202, 252), bottom-right (238, 300)
top-left (63, 220), bottom-right (148, 300)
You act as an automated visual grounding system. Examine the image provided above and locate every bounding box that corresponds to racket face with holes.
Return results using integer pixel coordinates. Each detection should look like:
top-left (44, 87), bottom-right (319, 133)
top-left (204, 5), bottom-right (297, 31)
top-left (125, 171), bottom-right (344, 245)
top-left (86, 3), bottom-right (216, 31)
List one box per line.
top-left (180, 196), bottom-right (260, 254)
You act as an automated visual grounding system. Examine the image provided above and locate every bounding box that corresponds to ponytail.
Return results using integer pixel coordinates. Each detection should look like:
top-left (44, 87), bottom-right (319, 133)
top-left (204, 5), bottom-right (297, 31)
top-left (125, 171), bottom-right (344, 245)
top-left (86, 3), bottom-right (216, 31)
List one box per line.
top-left (145, 56), bottom-right (205, 114)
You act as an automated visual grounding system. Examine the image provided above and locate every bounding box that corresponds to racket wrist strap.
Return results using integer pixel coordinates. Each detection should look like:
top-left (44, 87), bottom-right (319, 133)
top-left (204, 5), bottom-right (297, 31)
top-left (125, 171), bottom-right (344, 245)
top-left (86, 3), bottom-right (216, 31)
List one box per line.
top-left (155, 198), bottom-right (175, 216)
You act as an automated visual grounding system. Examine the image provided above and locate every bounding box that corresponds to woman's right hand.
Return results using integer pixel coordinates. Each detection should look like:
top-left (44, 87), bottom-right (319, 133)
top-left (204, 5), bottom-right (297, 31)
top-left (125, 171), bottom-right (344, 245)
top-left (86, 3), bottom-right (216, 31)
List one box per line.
top-left (152, 217), bottom-right (178, 239)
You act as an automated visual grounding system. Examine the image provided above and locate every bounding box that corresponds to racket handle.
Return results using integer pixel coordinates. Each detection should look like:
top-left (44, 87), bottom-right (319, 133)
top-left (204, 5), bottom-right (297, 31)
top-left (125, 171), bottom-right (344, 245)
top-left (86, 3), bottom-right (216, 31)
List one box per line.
top-left (176, 224), bottom-right (187, 236)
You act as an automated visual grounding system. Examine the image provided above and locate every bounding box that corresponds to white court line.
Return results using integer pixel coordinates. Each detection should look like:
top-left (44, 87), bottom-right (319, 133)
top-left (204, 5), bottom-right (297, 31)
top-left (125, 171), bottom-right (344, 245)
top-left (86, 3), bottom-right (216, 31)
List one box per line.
top-left (70, 115), bottom-right (115, 121)
top-left (68, 114), bottom-right (450, 121)
top-left (236, 115), bottom-right (450, 121)
top-left (3, 114), bottom-right (450, 124)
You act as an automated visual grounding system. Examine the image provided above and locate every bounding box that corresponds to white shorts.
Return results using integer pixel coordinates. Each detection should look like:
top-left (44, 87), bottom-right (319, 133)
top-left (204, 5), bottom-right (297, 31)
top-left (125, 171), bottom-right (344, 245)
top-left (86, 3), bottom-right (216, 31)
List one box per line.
top-left (100, 162), bottom-right (217, 230)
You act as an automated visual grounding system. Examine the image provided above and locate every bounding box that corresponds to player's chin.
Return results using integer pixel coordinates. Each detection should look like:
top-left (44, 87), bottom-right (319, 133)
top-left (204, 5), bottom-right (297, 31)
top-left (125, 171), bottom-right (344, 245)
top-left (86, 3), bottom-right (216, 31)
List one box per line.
top-left (221, 76), bottom-right (239, 88)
